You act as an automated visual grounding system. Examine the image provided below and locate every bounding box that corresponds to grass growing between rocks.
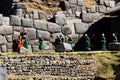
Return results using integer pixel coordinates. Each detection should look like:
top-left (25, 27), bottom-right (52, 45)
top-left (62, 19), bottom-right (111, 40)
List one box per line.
top-left (1, 51), bottom-right (120, 79)
top-left (93, 51), bottom-right (120, 80)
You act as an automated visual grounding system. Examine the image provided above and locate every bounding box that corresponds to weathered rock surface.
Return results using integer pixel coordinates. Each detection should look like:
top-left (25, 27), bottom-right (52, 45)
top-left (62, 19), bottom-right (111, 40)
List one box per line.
top-left (0, 26), bottom-right (13, 36)
top-left (25, 28), bottom-right (36, 40)
top-left (55, 42), bottom-right (72, 52)
top-left (34, 20), bottom-right (47, 30)
top-left (48, 23), bottom-right (61, 33)
top-left (37, 30), bottom-right (50, 40)
top-left (10, 15), bottom-right (21, 26)
top-left (21, 18), bottom-right (33, 27)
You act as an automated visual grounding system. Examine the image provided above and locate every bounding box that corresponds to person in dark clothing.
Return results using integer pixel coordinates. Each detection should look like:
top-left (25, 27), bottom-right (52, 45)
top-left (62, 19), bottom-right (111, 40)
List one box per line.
top-left (20, 27), bottom-right (27, 40)
top-left (39, 37), bottom-right (45, 51)
top-left (55, 35), bottom-right (64, 44)
top-left (67, 35), bottom-right (73, 48)
top-left (84, 34), bottom-right (91, 51)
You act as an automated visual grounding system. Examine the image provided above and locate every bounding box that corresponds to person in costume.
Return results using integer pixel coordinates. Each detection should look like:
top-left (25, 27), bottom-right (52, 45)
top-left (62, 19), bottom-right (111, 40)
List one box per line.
top-left (112, 33), bottom-right (118, 42)
top-left (101, 33), bottom-right (106, 50)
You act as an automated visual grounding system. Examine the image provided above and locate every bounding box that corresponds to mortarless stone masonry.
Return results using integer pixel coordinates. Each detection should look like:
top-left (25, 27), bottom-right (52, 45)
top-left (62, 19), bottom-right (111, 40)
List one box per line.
top-left (0, 53), bottom-right (97, 80)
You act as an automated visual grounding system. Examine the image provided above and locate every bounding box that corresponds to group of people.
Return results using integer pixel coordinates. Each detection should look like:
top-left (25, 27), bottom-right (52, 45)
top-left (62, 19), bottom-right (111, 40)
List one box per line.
top-left (84, 33), bottom-right (118, 51)
top-left (13, 28), bottom-right (46, 52)
top-left (13, 28), bottom-right (29, 52)
top-left (13, 27), bottom-right (118, 52)
top-left (54, 34), bottom-right (73, 48)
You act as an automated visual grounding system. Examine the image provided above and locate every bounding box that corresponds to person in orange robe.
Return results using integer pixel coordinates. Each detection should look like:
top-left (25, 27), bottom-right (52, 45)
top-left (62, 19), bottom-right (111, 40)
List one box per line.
top-left (17, 35), bottom-right (24, 52)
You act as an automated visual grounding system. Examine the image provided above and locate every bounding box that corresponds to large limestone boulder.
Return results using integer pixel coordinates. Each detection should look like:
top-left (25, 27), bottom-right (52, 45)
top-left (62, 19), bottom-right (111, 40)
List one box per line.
top-left (48, 23), bottom-right (61, 33)
top-left (34, 20), bottom-right (48, 30)
top-left (21, 18), bottom-right (33, 27)
top-left (55, 12), bottom-right (67, 26)
top-left (82, 13), bottom-right (93, 23)
top-left (10, 15), bottom-right (21, 26)
top-left (25, 28), bottom-right (36, 40)
top-left (37, 30), bottom-right (50, 40)
top-left (55, 42), bottom-right (72, 52)
top-left (0, 26), bottom-right (13, 36)
top-left (74, 22), bottom-right (89, 34)
top-left (108, 42), bottom-right (120, 50)
top-left (3, 17), bottom-right (10, 26)
top-left (6, 35), bottom-right (12, 43)
top-left (98, 5), bottom-right (107, 13)
top-left (0, 35), bottom-right (7, 45)
top-left (38, 11), bottom-right (47, 19)
top-left (62, 25), bottom-right (72, 35)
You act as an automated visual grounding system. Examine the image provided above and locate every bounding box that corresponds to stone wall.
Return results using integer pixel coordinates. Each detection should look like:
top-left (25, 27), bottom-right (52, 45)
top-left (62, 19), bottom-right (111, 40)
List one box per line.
top-left (0, 0), bottom-right (118, 52)
top-left (0, 52), bottom-right (97, 80)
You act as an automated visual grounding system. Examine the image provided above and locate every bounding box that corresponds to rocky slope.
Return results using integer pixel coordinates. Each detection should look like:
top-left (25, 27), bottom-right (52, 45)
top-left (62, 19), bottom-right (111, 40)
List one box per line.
top-left (21, 0), bottom-right (98, 14)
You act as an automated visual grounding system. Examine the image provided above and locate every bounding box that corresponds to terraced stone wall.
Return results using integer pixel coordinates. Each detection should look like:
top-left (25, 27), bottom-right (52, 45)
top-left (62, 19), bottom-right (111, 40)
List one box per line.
top-left (0, 52), bottom-right (97, 80)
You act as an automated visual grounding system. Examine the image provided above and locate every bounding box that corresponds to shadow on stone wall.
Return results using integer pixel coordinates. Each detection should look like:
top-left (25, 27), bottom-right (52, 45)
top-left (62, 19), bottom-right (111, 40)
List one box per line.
top-left (0, 0), bottom-right (12, 16)
top-left (73, 17), bottom-right (120, 51)
top-left (94, 76), bottom-right (107, 80)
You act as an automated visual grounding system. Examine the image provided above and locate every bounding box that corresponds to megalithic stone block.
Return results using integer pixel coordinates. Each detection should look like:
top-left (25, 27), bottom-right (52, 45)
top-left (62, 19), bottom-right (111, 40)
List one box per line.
top-left (55, 42), bottom-right (72, 52)
top-left (108, 42), bottom-right (120, 50)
